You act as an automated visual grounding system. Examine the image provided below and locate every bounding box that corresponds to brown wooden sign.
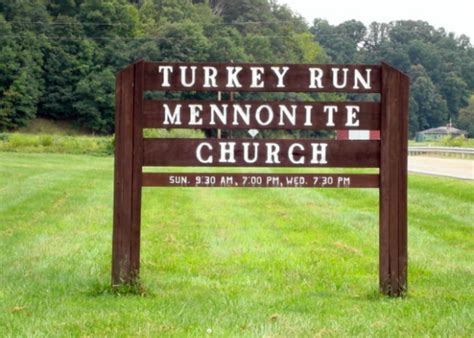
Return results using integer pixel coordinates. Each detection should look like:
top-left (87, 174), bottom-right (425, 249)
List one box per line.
top-left (143, 173), bottom-right (380, 188)
top-left (143, 101), bottom-right (380, 130)
top-left (113, 61), bottom-right (409, 297)
top-left (143, 139), bottom-right (380, 167)
top-left (143, 62), bottom-right (381, 92)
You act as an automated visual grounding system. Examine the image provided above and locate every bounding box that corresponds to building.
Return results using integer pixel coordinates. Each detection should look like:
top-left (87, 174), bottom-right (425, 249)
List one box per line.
top-left (415, 123), bottom-right (467, 142)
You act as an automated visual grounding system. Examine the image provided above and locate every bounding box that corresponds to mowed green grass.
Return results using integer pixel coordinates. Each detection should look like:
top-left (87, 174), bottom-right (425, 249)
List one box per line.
top-left (0, 152), bottom-right (473, 337)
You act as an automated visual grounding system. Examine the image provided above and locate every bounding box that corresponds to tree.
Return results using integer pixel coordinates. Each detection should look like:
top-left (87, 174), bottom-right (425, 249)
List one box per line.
top-left (409, 65), bottom-right (448, 134)
top-left (39, 15), bottom-right (94, 120)
top-left (439, 73), bottom-right (469, 120)
top-left (158, 22), bottom-right (210, 62)
top-left (0, 12), bottom-right (45, 130)
top-left (78, 0), bottom-right (138, 43)
top-left (47, 0), bottom-right (83, 17)
top-left (458, 95), bottom-right (474, 137)
top-left (311, 19), bottom-right (365, 63)
top-left (1, 70), bottom-right (43, 129)
top-left (73, 68), bottom-right (115, 134)
top-left (1, 0), bottom-right (472, 137)
top-left (312, 19), bottom-right (473, 136)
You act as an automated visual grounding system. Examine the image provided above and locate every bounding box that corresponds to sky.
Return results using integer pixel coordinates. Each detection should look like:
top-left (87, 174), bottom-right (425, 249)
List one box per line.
top-left (278, 0), bottom-right (473, 39)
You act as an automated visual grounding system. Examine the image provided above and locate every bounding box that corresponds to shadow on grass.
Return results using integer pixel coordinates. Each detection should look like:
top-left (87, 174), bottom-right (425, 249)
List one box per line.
top-left (362, 288), bottom-right (409, 302)
top-left (88, 278), bottom-right (154, 298)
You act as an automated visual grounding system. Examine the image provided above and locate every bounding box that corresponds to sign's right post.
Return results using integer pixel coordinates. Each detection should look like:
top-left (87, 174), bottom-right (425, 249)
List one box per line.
top-left (380, 63), bottom-right (409, 296)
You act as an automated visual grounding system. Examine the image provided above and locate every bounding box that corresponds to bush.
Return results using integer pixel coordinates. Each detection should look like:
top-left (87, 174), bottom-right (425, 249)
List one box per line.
top-left (143, 128), bottom-right (205, 139)
top-left (39, 134), bottom-right (53, 146)
top-left (0, 133), bottom-right (114, 156)
top-left (0, 129), bottom-right (206, 156)
top-left (439, 135), bottom-right (467, 147)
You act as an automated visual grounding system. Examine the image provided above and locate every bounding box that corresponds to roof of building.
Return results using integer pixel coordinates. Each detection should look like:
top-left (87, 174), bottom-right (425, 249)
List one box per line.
top-left (418, 124), bottom-right (467, 135)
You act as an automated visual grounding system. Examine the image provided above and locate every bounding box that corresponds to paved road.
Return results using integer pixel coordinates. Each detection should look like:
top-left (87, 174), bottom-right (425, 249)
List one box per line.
top-left (408, 156), bottom-right (474, 180)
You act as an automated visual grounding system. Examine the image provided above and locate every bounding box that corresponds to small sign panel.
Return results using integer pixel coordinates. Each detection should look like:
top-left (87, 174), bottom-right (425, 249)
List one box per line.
top-left (142, 173), bottom-right (379, 188)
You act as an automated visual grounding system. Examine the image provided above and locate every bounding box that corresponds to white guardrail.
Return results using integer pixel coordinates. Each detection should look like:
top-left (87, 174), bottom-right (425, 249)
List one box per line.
top-left (408, 146), bottom-right (474, 157)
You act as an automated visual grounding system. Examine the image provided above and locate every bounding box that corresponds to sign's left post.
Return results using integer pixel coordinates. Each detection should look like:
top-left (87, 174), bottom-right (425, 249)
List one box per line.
top-left (112, 61), bottom-right (145, 286)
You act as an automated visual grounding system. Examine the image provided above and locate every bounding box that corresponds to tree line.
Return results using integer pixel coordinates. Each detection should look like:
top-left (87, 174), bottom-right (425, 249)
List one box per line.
top-left (0, 0), bottom-right (473, 136)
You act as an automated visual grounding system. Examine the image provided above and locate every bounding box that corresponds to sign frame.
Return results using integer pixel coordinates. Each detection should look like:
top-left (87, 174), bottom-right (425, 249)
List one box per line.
top-left (112, 60), bottom-right (409, 297)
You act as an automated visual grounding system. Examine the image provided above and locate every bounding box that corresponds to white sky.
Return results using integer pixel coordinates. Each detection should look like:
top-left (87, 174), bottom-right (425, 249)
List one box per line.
top-left (278, 0), bottom-right (474, 39)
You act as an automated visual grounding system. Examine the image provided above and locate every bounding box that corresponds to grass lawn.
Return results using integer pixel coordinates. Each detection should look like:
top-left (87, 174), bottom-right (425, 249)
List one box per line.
top-left (0, 152), bottom-right (473, 336)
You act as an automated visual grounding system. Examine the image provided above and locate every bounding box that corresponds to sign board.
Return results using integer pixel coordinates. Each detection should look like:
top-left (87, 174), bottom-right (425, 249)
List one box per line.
top-left (112, 61), bottom-right (409, 296)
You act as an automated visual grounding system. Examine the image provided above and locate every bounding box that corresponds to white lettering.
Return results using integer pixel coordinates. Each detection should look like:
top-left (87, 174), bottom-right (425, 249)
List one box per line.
top-left (288, 143), bottom-right (305, 164)
top-left (278, 105), bottom-right (297, 126)
top-left (158, 66), bottom-right (173, 87)
top-left (265, 143), bottom-right (281, 164)
top-left (324, 106), bottom-right (338, 127)
top-left (271, 66), bottom-right (289, 88)
top-left (255, 105), bottom-right (273, 126)
top-left (180, 66), bottom-right (197, 87)
top-left (332, 68), bottom-right (349, 89)
top-left (310, 143), bottom-right (328, 164)
top-left (242, 142), bottom-right (259, 163)
top-left (232, 104), bottom-right (251, 126)
top-left (250, 67), bottom-right (265, 88)
top-left (353, 69), bottom-right (372, 89)
top-left (309, 68), bottom-right (324, 89)
top-left (196, 143), bottom-right (212, 164)
top-left (219, 142), bottom-right (236, 163)
top-left (304, 105), bottom-right (313, 126)
top-left (345, 105), bottom-right (360, 127)
top-left (203, 66), bottom-right (218, 88)
top-left (163, 104), bottom-right (182, 125)
top-left (189, 104), bottom-right (203, 125)
top-left (226, 66), bottom-right (243, 88)
top-left (210, 104), bottom-right (228, 125)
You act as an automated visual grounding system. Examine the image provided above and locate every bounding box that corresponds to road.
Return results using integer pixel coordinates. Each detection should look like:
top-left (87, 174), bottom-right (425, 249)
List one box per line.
top-left (408, 156), bottom-right (474, 180)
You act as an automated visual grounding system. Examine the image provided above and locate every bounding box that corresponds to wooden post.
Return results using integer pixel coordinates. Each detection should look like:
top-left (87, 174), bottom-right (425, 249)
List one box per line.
top-left (112, 61), bottom-right (144, 286)
top-left (380, 63), bottom-right (409, 296)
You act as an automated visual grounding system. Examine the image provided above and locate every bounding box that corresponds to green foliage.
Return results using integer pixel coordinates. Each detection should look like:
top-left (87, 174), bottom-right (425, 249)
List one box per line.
top-left (458, 95), bottom-right (474, 136)
top-left (0, 2), bottom-right (472, 138)
top-left (0, 128), bottom-right (206, 156)
top-left (78, 0), bottom-right (139, 41)
top-left (409, 64), bottom-right (448, 133)
top-left (39, 15), bottom-right (94, 120)
top-left (158, 22), bottom-right (210, 62)
top-left (73, 68), bottom-right (116, 134)
top-left (0, 70), bottom-right (42, 129)
top-left (143, 128), bottom-right (206, 139)
top-left (311, 19), bottom-right (366, 63)
top-left (0, 133), bottom-right (114, 156)
top-left (0, 13), bottom-right (45, 130)
top-left (0, 0), bottom-right (328, 134)
top-left (312, 19), bottom-right (473, 136)
top-left (438, 135), bottom-right (468, 147)
top-left (17, 118), bottom-right (88, 135)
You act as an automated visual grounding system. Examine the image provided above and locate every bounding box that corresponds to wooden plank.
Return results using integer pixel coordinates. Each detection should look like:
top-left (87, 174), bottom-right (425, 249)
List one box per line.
top-left (112, 70), bottom-right (123, 285)
top-left (143, 139), bottom-right (380, 168)
top-left (379, 63), bottom-right (409, 296)
top-left (112, 64), bottom-right (135, 285)
top-left (142, 100), bottom-right (381, 130)
top-left (398, 72), bottom-right (409, 293)
top-left (129, 61), bottom-right (144, 281)
top-left (380, 65), bottom-right (393, 295)
top-left (388, 70), bottom-right (400, 296)
top-left (143, 62), bottom-right (381, 93)
top-left (142, 173), bottom-right (380, 188)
